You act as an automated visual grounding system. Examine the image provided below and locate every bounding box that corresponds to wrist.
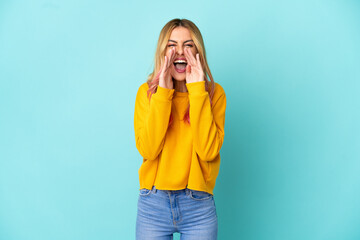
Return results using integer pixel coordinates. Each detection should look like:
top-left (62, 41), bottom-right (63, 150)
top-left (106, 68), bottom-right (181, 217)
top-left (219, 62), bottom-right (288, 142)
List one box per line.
top-left (186, 80), bottom-right (206, 94)
top-left (155, 85), bottom-right (175, 100)
top-left (159, 78), bottom-right (173, 89)
top-left (159, 83), bottom-right (173, 89)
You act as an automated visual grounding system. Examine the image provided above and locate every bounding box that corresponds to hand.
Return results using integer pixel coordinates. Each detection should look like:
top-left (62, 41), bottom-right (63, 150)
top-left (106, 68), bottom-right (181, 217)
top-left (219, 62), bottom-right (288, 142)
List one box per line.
top-left (184, 47), bottom-right (204, 84)
top-left (159, 47), bottom-right (176, 89)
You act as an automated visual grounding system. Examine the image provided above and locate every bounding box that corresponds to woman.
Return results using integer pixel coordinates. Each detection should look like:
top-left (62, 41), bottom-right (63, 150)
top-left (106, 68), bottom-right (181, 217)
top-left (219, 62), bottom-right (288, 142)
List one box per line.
top-left (134, 18), bottom-right (226, 240)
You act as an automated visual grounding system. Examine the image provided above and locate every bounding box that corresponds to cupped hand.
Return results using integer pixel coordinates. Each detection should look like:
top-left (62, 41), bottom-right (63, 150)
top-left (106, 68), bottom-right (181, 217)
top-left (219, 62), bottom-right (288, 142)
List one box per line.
top-left (159, 47), bottom-right (176, 89)
top-left (184, 47), bottom-right (204, 84)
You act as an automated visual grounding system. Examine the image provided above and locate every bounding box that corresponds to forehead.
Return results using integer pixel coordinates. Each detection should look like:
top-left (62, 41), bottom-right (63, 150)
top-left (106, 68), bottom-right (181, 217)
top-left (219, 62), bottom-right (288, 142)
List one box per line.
top-left (169, 27), bottom-right (192, 41)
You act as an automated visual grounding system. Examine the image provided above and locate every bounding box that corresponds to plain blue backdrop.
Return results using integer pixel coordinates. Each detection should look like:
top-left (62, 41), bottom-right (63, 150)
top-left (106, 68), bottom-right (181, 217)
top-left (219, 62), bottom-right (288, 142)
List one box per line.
top-left (0, 0), bottom-right (359, 239)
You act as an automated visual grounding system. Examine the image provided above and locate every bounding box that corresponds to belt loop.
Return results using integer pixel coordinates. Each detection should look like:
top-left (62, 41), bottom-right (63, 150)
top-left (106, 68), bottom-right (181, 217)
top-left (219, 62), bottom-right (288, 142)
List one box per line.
top-left (153, 185), bottom-right (157, 193)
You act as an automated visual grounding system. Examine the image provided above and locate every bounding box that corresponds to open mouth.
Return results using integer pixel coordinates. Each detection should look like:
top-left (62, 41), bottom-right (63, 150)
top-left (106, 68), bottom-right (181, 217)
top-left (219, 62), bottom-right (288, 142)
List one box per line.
top-left (173, 60), bottom-right (187, 72)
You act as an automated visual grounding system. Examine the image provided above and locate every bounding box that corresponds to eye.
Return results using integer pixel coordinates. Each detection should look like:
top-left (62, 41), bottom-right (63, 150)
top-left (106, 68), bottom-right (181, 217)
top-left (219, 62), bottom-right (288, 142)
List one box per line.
top-left (168, 44), bottom-right (176, 47)
top-left (185, 44), bottom-right (193, 47)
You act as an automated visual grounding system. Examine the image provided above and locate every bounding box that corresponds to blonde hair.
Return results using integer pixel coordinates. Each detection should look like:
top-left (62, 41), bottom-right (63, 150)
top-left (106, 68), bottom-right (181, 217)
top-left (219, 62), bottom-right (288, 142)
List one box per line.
top-left (146, 18), bottom-right (215, 125)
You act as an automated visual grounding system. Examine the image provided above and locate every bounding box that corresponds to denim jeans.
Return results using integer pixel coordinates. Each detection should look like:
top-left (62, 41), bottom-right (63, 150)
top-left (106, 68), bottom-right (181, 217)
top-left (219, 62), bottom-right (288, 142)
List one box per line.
top-left (136, 185), bottom-right (218, 240)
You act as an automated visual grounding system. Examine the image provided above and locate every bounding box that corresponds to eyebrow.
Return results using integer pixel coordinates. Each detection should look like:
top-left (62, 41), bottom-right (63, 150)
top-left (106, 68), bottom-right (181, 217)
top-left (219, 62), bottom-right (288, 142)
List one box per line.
top-left (168, 39), bottom-right (194, 44)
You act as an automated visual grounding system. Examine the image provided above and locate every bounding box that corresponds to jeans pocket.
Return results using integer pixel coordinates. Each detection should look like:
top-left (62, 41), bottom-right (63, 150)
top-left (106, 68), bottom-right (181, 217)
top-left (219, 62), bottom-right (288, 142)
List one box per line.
top-left (139, 188), bottom-right (152, 196)
top-left (189, 189), bottom-right (213, 200)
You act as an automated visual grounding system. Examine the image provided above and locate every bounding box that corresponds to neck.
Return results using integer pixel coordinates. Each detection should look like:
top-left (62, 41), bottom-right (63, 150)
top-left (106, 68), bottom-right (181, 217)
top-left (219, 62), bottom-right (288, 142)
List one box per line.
top-left (173, 79), bottom-right (188, 92)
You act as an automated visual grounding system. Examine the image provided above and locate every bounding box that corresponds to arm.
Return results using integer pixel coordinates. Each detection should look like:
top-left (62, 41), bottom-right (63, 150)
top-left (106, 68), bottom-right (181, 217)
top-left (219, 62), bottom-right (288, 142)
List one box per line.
top-left (134, 84), bottom-right (174, 160)
top-left (186, 81), bottom-right (226, 162)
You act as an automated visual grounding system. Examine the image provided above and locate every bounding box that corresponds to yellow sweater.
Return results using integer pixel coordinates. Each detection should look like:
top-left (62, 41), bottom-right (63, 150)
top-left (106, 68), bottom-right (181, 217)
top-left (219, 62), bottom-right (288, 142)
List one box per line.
top-left (134, 80), bottom-right (226, 195)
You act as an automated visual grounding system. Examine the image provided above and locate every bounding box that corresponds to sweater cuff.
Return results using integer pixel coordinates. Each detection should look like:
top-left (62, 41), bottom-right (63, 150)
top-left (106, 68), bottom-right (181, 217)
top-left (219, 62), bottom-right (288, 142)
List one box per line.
top-left (153, 85), bottom-right (175, 101)
top-left (186, 80), bottom-right (206, 95)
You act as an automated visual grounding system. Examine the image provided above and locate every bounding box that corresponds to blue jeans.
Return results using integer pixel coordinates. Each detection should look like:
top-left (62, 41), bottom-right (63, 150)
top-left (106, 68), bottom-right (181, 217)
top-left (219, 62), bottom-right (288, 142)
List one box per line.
top-left (136, 185), bottom-right (218, 240)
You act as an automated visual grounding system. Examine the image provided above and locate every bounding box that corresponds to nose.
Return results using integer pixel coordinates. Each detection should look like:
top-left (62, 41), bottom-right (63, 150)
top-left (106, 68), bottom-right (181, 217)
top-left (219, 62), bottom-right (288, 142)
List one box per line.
top-left (175, 46), bottom-right (184, 56)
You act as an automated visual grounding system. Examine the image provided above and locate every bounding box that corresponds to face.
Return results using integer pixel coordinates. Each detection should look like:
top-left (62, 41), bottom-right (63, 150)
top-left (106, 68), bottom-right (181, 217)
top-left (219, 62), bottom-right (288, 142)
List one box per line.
top-left (166, 27), bottom-right (198, 81)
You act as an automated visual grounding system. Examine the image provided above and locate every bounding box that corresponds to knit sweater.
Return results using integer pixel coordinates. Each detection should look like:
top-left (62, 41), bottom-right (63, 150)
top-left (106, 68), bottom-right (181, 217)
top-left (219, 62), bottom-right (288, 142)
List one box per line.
top-left (134, 80), bottom-right (226, 195)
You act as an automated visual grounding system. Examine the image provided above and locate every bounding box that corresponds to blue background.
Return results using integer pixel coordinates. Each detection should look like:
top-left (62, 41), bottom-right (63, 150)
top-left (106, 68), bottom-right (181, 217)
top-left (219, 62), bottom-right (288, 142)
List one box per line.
top-left (0, 0), bottom-right (359, 239)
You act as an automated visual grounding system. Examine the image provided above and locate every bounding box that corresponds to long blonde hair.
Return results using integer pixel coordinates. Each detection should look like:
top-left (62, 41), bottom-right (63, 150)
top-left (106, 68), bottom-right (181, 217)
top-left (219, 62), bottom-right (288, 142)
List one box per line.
top-left (146, 18), bottom-right (215, 125)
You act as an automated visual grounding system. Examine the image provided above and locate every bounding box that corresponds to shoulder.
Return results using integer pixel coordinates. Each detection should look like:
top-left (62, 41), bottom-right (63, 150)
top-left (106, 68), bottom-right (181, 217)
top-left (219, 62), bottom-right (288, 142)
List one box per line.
top-left (136, 82), bottom-right (150, 97)
top-left (214, 82), bottom-right (225, 94)
top-left (135, 82), bottom-right (151, 104)
top-left (138, 82), bottom-right (149, 92)
top-left (210, 82), bottom-right (226, 109)
top-left (212, 82), bottom-right (226, 101)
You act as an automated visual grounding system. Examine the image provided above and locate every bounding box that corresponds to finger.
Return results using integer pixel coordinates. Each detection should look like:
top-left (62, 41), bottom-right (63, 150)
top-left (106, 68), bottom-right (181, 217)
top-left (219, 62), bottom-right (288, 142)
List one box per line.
top-left (186, 63), bottom-right (191, 75)
top-left (160, 55), bottom-right (166, 70)
top-left (184, 48), bottom-right (193, 67)
top-left (165, 48), bottom-right (174, 71)
top-left (184, 48), bottom-right (190, 66)
top-left (161, 56), bottom-right (167, 74)
top-left (185, 48), bottom-right (196, 66)
top-left (169, 47), bottom-right (176, 67)
top-left (196, 53), bottom-right (201, 67)
top-left (185, 64), bottom-right (190, 83)
top-left (165, 54), bottom-right (170, 71)
top-left (187, 48), bottom-right (195, 66)
top-left (169, 48), bottom-right (175, 67)
top-left (158, 61), bottom-right (163, 73)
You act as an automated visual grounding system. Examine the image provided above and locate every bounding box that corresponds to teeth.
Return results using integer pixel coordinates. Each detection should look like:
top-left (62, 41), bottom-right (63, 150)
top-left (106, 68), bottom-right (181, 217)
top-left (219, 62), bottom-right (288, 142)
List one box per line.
top-left (174, 60), bottom-right (187, 64)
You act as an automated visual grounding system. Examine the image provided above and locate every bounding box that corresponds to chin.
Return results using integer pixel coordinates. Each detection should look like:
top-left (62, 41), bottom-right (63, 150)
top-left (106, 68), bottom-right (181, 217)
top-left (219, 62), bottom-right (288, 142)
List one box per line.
top-left (171, 71), bottom-right (186, 81)
top-left (173, 77), bottom-right (186, 82)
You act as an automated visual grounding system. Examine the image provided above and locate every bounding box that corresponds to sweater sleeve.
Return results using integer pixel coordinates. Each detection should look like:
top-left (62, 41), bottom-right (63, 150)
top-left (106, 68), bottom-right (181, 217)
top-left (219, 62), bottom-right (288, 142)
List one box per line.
top-left (186, 81), bottom-right (226, 162)
top-left (134, 83), bottom-right (174, 160)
